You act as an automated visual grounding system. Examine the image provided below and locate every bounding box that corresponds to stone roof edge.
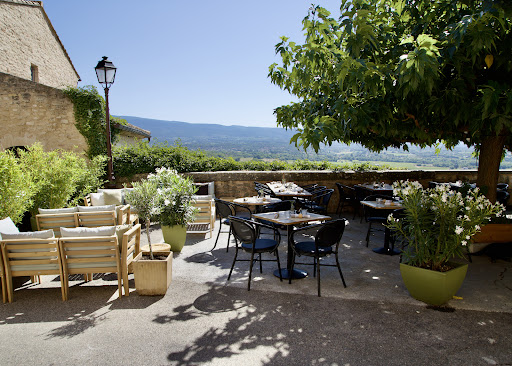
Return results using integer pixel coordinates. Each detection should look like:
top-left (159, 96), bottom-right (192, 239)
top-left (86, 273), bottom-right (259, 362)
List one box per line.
top-left (112, 122), bottom-right (152, 139)
top-left (0, 0), bottom-right (82, 81)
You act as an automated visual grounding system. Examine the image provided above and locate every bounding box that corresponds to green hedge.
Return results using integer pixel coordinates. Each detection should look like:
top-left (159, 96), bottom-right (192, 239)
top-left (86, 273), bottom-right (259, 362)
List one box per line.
top-left (113, 141), bottom-right (388, 178)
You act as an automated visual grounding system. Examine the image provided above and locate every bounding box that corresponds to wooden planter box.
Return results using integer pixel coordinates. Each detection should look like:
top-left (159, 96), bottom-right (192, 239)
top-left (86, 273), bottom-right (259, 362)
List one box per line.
top-left (470, 224), bottom-right (512, 253)
top-left (132, 251), bottom-right (173, 295)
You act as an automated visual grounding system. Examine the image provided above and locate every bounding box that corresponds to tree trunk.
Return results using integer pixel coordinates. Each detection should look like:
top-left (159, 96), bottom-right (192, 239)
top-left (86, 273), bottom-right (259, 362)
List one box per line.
top-left (476, 134), bottom-right (506, 203)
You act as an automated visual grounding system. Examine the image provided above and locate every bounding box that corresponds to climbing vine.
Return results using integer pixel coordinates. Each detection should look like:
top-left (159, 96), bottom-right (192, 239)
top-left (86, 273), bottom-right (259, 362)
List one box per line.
top-left (63, 86), bottom-right (126, 158)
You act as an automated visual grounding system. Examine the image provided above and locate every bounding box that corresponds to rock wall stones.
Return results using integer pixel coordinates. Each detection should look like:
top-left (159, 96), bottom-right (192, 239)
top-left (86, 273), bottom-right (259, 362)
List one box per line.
top-left (0, 72), bottom-right (87, 153)
top-left (0, 0), bottom-right (79, 89)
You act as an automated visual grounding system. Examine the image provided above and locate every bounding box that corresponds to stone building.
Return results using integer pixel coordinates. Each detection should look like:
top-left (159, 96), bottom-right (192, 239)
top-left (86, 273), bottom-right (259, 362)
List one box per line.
top-left (0, 0), bottom-right (149, 153)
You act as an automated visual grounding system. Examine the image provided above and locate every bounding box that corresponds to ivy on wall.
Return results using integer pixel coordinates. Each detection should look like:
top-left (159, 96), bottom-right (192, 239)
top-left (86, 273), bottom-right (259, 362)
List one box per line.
top-left (63, 86), bottom-right (125, 158)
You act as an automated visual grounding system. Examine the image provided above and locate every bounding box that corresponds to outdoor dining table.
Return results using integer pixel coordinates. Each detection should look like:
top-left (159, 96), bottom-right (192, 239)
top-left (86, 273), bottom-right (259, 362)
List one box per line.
top-left (266, 182), bottom-right (312, 198)
top-left (232, 196), bottom-right (281, 213)
top-left (360, 200), bottom-right (402, 255)
top-left (252, 211), bottom-right (331, 280)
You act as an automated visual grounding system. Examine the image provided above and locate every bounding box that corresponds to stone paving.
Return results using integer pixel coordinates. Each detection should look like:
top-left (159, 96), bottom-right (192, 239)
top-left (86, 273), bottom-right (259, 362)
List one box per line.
top-left (0, 215), bottom-right (511, 365)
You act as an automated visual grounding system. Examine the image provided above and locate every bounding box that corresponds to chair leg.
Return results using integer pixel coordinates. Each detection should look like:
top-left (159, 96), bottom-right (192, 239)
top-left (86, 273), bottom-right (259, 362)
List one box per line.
top-left (227, 245), bottom-right (238, 281)
top-left (335, 254), bottom-right (347, 288)
top-left (259, 253), bottom-right (263, 273)
top-left (248, 251), bottom-right (255, 291)
top-left (313, 257), bottom-right (317, 277)
top-left (211, 223), bottom-right (222, 251)
top-left (226, 229), bottom-right (231, 252)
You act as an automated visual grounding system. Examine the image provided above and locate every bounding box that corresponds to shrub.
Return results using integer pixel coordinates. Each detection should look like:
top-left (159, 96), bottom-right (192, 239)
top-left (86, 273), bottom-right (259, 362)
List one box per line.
top-left (113, 140), bottom-right (387, 178)
top-left (0, 150), bottom-right (36, 224)
top-left (18, 143), bottom-right (106, 215)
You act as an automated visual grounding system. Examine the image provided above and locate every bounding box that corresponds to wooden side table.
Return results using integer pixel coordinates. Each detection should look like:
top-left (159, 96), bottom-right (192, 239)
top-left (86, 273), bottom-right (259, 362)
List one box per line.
top-left (140, 243), bottom-right (171, 255)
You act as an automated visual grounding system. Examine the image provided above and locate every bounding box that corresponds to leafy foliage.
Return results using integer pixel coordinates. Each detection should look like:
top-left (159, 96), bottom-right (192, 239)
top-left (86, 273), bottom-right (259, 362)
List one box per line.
top-left (113, 140), bottom-right (388, 178)
top-left (387, 181), bottom-right (503, 271)
top-left (63, 86), bottom-right (126, 158)
top-left (0, 151), bottom-right (36, 224)
top-left (269, 0), bottom-right (512, 195)
top-left (17, 144), bottom-right (106, 215)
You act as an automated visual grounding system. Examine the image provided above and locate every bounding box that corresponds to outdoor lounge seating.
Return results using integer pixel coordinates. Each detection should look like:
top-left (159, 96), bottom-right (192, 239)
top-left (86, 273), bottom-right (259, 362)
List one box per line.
top-left (36, 208), bottom-right (119, 236)
top-left (289, 219), bottom-right (347, 297)
top-left (227, 216), bottom-right (282, 291)
top-left (84, 188), bottom-right (138, 225)
top-left (59, 227), bottom-right (122, 299)
top-left (187, 195), bottom-right (215, 238)
top-left (1, 230), bottom-right (66, 303)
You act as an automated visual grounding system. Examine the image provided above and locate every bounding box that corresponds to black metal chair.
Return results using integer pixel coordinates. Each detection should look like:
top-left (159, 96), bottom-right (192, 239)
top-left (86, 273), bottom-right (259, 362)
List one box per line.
top-left (354, 185), bottom-right (371, 222)
top-left (300, 183), bottom-right (318, 192)
top-left (497, 189), bottom-right (510, 207)
top-left (289, 219), bottom-right (347, 296)
top-left (335, 183), bottom-right (359, 219)
top-left (362, 194), bottom-right (395, 247)
top-left (254, 182), bottom-right (276, 198)
top-left (497, 183), bottom-right (509, 191)
top-left (303, 189), bottom-right (334, 214)
top-left (211, 198), bottom-right (252, 252)
top-left (227, 216), bottom-right (282, 291)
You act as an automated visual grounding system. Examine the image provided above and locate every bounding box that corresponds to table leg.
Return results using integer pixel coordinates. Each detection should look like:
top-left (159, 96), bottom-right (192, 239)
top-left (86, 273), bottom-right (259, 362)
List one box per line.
top-left (273, 225), bottom-right (308, 279)
top-left (372, 226), bottom-right (400, 255)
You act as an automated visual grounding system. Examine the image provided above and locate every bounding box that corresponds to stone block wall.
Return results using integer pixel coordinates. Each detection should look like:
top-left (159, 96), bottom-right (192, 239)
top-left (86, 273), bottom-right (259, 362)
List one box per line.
top-left (118, 169), bottom-right (512, 214)
top-left (0, 72), bottom-right (87, 153)
top-left (0, 1), bottom-right (79, 89)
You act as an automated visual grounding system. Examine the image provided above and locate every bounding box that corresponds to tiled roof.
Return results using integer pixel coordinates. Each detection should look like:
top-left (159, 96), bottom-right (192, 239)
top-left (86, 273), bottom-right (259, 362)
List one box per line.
top-left (112, 122), bottom-right (152, 139)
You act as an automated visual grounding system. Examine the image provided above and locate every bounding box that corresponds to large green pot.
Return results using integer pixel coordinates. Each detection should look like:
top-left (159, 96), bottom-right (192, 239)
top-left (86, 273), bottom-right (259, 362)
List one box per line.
top-left (161, 224), bottom-right (187, 252)
top-left (400, 262), bottom-right (468, 306)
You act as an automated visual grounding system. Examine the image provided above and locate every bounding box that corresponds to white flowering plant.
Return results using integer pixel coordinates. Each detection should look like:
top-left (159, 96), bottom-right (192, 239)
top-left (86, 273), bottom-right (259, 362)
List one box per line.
top-left (147, 167), bottom-right (198, 227)
top-left (387, 180), bottom-right (504, 272)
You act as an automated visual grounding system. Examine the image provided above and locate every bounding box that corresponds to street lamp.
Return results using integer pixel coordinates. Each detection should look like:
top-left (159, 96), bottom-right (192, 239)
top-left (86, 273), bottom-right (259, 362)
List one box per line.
top-left (95, 56), bottom-right (117, 184)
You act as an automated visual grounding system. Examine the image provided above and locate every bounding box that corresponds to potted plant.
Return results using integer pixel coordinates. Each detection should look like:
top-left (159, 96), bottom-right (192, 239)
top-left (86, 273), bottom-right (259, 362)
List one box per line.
top-left (387, 180), bottom-right (503, 306)
top-left (125, 176), bottom-right (172, 296)
top-left (150, 167), bottom-right (198, 252)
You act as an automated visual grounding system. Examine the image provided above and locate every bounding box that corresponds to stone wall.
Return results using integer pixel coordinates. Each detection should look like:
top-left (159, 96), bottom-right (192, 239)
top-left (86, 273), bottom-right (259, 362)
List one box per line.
top-left (0, 0), bottom-right (79, 89)
top-left (118, 169), bottom-right (512, 213)
top-left (0, 72), bottom-right (87, 153)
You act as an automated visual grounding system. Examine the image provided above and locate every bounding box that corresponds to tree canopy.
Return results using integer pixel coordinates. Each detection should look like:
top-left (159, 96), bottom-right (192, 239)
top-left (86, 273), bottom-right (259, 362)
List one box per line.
top-left (269, 0), bottom-right (512, 198)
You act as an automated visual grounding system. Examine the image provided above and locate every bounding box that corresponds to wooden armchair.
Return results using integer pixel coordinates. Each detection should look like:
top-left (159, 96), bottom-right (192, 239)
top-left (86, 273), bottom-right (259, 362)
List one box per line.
top-left (58, 235), bottom-right (122, 299)
top-left (1, 236), bottom-right (66, 303)
top-left (77, 211), bottom-right (117, 228)
top-left (36, 212), bottom-right (79, 237)
top-left (120, 224), bottom-right (141, 296)
top-left (187, 196), bottom-right (215, 238)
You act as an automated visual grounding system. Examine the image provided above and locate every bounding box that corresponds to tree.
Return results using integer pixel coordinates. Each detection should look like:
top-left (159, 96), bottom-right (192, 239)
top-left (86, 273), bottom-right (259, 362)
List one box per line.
top-left (269, 0), bottom-right (512, 201)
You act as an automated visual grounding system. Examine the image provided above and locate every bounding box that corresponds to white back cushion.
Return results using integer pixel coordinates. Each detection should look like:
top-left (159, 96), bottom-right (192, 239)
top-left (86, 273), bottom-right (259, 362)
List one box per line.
top-left (38, 207), bottom-right (78, 214)
top-left (0, 217), bottom-right (19, 239)
top-left (60, 226), bottom-right (116, 237)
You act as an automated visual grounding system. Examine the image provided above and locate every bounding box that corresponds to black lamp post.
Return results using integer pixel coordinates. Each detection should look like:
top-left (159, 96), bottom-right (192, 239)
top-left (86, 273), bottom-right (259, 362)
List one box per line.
top-left (95, 56), bottom-right (117, 184)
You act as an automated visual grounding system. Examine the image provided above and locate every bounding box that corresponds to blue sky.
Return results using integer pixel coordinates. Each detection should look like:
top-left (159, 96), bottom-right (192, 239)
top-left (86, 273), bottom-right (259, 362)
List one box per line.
top-left (43, 0), bottom-right (343, 128)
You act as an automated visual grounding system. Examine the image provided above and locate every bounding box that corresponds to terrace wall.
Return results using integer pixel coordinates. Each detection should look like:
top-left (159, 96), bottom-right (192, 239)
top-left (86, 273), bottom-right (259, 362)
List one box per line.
top-left (119, 169), bottom-right (512, 213)
top-left (0, 72), bottom-right (87, 152)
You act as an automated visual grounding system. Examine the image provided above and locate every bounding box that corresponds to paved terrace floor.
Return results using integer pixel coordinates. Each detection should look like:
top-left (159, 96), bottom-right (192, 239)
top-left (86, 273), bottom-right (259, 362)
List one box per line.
top-left (1, 215), bottom-right (511, 366)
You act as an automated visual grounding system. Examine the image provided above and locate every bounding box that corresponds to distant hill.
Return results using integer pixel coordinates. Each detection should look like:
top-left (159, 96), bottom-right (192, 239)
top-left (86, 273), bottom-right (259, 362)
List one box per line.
top-left (118, 116), bottom-right (295, 142)
top-left (117, 115), bottom-right (512, 170)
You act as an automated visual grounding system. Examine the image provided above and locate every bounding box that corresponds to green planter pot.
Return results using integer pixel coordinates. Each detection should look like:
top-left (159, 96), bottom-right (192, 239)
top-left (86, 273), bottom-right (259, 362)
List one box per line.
top-left (161, 224), bottom-right (187, 252)
top-left (400, 262), bottom-right (468, 306)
